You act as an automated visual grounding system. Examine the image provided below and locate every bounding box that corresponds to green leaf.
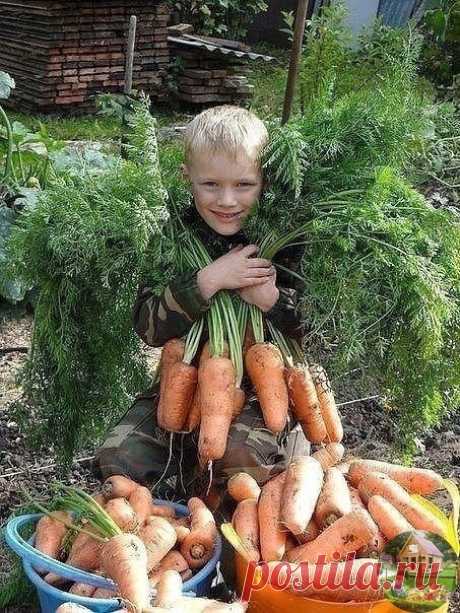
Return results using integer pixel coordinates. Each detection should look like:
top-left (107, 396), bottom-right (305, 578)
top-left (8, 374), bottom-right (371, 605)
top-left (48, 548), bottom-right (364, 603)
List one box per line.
top-left (0, 71), bottom-right (15, 100)
top-left (424, 9), bottom-right (448, 41)
top-left (0, 206), bottom-right (29, 302)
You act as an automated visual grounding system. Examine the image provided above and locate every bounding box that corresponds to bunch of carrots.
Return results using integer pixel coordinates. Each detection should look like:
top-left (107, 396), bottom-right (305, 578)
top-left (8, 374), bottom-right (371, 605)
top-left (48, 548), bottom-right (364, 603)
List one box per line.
top-left (155, 226), bottom-right (343, 473)
top-left (227, 451), bottom-right (449, 603)
top-left (32, 476), bottom-right (241, 612)
top-left (56, 569), bottom-right (246, 613)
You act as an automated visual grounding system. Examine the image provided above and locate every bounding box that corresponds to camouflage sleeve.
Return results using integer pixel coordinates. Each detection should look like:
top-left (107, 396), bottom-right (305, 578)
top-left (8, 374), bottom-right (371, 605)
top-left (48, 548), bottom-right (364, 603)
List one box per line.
top-left (265, 285), bottom-right (303, 341)
top-left (132, 271), bottom-right (210, 347)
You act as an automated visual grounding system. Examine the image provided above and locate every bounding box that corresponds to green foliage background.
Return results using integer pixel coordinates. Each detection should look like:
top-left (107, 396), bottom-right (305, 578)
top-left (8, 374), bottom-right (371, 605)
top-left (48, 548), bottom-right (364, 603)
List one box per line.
top-left (3, 4), bottom-right (460, 466)
top-left (7, 100), bottom-right (169, 467)
top-left (247, 7), bottom-right (460, 457)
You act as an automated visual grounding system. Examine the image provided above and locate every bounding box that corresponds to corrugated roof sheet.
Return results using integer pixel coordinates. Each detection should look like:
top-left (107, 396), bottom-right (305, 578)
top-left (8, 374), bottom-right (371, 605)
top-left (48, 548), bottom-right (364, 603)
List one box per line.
top-left (413, 534), bottom-right (444, 558)
top-left (168, 35), bottom-right (274, 62)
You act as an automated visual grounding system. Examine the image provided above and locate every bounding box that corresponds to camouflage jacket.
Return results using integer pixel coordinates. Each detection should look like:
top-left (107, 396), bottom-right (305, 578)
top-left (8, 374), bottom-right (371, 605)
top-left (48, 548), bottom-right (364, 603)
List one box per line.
top-left (133, 208), bottom-right (304, 348)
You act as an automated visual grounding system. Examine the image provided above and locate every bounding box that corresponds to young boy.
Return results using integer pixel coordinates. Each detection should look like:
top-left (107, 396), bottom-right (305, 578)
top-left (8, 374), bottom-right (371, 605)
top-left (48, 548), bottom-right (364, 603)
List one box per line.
top-left (93, 105), bottom-right (309, 502)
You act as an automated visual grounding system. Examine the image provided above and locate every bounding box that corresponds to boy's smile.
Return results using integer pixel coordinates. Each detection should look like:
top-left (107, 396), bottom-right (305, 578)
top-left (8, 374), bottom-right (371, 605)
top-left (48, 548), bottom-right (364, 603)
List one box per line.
top-left (183, 150), bottom-right (263, 236)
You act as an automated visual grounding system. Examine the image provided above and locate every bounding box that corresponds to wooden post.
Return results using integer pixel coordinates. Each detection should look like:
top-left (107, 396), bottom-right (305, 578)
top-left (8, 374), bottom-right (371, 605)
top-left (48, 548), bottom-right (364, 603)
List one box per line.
top-left (282, 0), bottom-right (311, 125)
top-left (124, 15), bottom-right (137, 95)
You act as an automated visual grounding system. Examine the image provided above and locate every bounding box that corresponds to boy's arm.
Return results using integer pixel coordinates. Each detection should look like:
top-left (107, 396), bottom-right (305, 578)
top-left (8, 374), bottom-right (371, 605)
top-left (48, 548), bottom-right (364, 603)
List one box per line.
top-left (133, 271), bottom-right (210, 347)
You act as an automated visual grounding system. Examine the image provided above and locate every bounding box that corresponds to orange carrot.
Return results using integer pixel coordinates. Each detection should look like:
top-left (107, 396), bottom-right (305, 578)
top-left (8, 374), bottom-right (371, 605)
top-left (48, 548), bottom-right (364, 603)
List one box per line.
top-left (92, 587), bottom-right (117, 599)
top-left (140, 516), bottom-right (177, 571)
top-left (336, 461), bottom-right (351, 475)
top-left (348, 486), bottom-right (386, 557)
top-left (358, 529), bottom-right (387, 557)
top-left (185, 341), bottom-right (227, 433)
top-left (186, 388), bottom-right (202, 432)
top-left (148, 551), bottom-right (189, 587)
top-left (158, 361), bottom-right (198, 432)
top-left (266, 558), bottom-right (384, 602)
top-left (198, 356), bottom-right (235, 462)
top-left (314, 467), bottom-right (352, 529)
top-left (258, 472), bottom-right (286, 561)
top-left (34, 511), bottom-right (70, 559)
top-left (128, 486), bottom-right (153, 525)
top-left (245, 343), bottom-right (289, 433)
top-left (310, 364), bottom-right (343, 443)
top-left (102, 475), bottom-right (139, 500)
top-left (157, 338), bottom-right (185, 415)
top-left (287, 509), bottom-right (376, 563)
top-left (100, 533), bottom-right (150, 613)
top-left (173, 524), bottom-right (191, 543)
top-left (281, 457), bottom-right (323, 535)
top-left (181, 569), bottom-right (193, 583)
top-left (105, 498), bottom-right (139, 533)
top-left (243, 323), bottom-right (255, 356)
top-left (180, 497), bottom-right (217, 569)
top-left (311, 443), bottom-right (345, 470)
top-left (232, 499), bottom-right (260, 562)
top-left (227, 472), bottom-right (261, 502)
top-left (367, 494), bottom-right (414, 540)
top-left (358, 472), bottom-right (445, 535)
top-left (69, 583), bottom-right (97, 598)
top-left (295, 519), bottom-right (319, 545)
top-left (232, 387), bottom-right (246, 421)
top-left (66, 529), bottom-right (102, 573)
top-left (92, 493), bottom-right (106, 507)
top-left (348, 459), bottom-right (443, 495)
top-left (285, 365), bottom-right (327, 443)
top-left (154, 569), bottom-right (183, 608)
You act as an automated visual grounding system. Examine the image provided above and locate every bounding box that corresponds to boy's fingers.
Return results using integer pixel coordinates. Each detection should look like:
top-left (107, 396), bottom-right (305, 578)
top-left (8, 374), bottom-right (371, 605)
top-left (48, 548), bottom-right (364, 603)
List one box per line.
top-left (240, 277), bottom-right (270, 287)
top-left (246, 267), bottom-right (274, 278)
top-left (247, 258), bottom-right (272, 268)
top-left (240, 244), bottom-right (259, 257)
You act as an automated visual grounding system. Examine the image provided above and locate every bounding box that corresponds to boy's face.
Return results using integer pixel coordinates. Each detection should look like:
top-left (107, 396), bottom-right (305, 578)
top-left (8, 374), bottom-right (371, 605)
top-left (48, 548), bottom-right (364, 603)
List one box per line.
top-left (182, 149), bottom-right (263, 236)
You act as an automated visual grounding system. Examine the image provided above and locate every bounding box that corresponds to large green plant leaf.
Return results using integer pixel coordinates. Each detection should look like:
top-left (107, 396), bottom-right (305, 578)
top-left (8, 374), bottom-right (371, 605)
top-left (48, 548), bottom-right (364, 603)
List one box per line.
top-left (0, 71), bottom-right (15, 100)
top-left (0, 206), bottom-right (29, 302)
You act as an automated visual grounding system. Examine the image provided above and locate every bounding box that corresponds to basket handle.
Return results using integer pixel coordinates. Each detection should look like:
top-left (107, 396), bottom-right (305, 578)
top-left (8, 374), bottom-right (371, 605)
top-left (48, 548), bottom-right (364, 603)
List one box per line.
top-left (5, 514), bottom-right (115, 589)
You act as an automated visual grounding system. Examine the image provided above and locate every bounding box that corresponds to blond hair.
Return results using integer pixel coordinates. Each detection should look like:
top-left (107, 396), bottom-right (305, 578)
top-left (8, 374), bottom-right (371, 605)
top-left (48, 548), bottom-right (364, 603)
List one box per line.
top-left (184, 105), bottom-right (268, 165)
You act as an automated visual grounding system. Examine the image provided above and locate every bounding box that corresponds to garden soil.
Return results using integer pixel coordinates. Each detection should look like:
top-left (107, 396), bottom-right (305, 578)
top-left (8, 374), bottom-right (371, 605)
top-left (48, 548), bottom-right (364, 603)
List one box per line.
top-left (1, 303), bottom-right (459, 611)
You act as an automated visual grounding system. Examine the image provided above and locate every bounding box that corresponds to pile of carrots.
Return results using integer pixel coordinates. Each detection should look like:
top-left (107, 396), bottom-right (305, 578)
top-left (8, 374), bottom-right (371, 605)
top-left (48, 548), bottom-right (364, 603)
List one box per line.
top-left (228, 450), bottom-right (447, 603)
top-left (56, 569), bottom-right (246, 612)
top-left (156, 319), bottom-right (342, 466)
top-left (32, 475), bottom-right (242, 612)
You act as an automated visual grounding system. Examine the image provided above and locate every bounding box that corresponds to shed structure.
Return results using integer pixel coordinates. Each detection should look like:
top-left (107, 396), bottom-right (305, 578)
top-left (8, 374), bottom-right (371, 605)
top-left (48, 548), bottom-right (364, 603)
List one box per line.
top-left (398, 533), bottom-right (444, 574)
top-left (168, 29), bottom-right (274, 107)
top-left (0, 0), bottom-right (170, 113)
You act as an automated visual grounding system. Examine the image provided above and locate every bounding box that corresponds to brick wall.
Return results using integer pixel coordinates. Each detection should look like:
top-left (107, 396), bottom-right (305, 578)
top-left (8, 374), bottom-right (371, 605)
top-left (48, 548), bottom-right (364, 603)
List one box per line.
top-left (0, 0), bottom-right (170, 113)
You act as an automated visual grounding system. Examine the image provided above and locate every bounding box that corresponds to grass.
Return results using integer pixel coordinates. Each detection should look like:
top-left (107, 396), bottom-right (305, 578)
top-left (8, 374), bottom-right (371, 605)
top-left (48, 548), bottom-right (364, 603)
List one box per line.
top-left (6, 110), bottom-right (122, 141)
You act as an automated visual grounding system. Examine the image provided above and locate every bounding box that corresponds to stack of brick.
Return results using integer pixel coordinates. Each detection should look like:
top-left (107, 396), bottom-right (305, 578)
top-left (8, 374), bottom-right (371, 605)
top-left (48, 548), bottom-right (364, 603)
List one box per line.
top-left (0, 0), bottom-right (170, 114)
top-left (168, 31), bottom-right (273, 106)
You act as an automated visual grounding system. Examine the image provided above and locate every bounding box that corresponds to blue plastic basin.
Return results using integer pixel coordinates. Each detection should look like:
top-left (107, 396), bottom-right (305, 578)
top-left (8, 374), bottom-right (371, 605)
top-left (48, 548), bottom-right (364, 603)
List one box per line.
top-left (5, 500), bottom-right (222, 613)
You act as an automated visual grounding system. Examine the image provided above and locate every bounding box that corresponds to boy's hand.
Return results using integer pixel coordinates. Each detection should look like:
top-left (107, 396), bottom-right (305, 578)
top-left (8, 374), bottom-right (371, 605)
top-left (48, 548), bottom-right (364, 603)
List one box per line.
top-left (238, 271), bottom-right (279, 312)
top-left (197, 244), bottom-right (274, 300)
